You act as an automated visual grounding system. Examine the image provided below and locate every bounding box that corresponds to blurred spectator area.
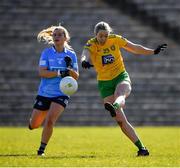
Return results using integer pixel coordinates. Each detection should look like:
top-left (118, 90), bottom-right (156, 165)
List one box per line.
top-left (0, 0), bottom-right (179, 126)
top-left (104, 0), bottom-right (180, 42)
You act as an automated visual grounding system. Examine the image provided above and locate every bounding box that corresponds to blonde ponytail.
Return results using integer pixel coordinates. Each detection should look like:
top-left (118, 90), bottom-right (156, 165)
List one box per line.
top-left (37, 25), bottom-right (72, 50)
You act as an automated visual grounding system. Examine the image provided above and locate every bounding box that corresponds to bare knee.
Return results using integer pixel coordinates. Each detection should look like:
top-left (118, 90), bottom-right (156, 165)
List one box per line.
top-left (28, 109), bottom-right (47, 130)
top-left (44, 117), bottom-right (55, 128)
top-left (28, 123), bottom-right (40, 130)
top-left (121, 82), bottom-right (131, 97)
top-left (28, 118), bottom-right (42, 130)
top-left (115, 81), bottom-right (132, 97)
top-left (125, 84), bottom-right (131, 97)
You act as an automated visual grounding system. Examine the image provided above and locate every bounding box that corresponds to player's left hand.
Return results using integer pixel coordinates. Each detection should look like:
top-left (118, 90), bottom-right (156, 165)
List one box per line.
top-left (154, 44), bottom-right (167, 54)
top-left (64, 56), bottom-right (72, 67)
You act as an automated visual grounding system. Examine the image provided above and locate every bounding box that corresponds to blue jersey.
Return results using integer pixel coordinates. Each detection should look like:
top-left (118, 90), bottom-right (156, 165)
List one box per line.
top-left (37, 46), bottom-right (78, 97)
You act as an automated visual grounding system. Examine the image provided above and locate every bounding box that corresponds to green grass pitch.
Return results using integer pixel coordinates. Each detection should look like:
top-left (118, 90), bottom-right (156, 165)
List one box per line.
top-left (0, 126), bottom-right (179, 167)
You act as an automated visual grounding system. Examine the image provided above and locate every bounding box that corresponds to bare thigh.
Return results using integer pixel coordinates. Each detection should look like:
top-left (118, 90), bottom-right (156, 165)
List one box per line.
top-left (44, 102), bottom-right (65, 126)
top-left (114, 81), bottom-right (132, 99)
top-left (103, 95), bottom-right (114, 104)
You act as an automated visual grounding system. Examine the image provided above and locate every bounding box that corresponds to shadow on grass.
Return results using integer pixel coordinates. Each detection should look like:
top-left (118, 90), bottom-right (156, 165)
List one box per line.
top-left (0, 154), bottom-right (32, 157)
top-left (0, 154), bottom-right (96, 159)
top-left (44, 155), bottom-right (96, 159)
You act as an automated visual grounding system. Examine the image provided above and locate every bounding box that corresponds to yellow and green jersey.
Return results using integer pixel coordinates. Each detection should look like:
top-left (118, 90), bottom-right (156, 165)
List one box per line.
top-left (84, 34), bottom-right (128, 80)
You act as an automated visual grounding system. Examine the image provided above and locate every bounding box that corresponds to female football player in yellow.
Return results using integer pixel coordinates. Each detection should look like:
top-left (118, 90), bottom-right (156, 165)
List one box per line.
top-left (81, 21), bottom-right (167, 156)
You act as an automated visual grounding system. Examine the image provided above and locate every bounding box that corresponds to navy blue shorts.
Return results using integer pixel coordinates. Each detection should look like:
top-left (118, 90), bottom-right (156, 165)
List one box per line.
top-left (33, 95), bottom-right (69, 111)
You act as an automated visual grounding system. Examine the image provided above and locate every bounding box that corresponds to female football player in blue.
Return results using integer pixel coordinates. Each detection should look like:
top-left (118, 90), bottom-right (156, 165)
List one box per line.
top-left (28, 24), bottom-right (79, 156)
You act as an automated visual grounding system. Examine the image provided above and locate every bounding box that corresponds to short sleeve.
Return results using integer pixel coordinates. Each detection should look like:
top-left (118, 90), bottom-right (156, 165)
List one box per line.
top-left (116, 35), bottom-right (128, 47)
top-left (39, 50), bottom-right (48, 67)
top-left (84, 39), bottom-right (93, 52)
top-left (72, 52), bottom-right (79, 72)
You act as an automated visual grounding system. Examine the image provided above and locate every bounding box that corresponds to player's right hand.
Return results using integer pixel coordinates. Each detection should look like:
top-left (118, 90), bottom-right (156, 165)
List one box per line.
top-left (81, 60), bottom-right (93, 69)
top-left (57, 69), bottom-right (70, 78)
top-left (60, 70), bottom-right (70, 77)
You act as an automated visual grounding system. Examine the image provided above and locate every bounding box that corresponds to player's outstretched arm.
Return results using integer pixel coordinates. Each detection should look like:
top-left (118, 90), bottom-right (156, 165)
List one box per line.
top-left (123, 40), bottom-right (167, 55)
top-left (154, 44), bottom-right (167, 54)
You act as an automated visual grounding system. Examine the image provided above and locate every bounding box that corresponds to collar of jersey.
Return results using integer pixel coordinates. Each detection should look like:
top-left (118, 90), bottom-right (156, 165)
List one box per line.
top-left (52, 46), bottom-right (68, 53)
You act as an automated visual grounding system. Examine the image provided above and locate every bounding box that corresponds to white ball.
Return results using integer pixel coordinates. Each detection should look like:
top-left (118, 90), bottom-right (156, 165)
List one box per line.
top-left (59, 76), bottom-right (78, 96)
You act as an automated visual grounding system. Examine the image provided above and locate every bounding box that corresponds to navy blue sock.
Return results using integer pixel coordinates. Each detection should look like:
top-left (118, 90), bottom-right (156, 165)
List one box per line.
top-left (38, 142), bottom-right (47, 152)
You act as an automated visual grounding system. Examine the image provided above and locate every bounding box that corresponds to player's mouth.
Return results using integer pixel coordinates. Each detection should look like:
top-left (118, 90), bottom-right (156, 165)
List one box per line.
top-left (54, 39), bottom-right (60, 42)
